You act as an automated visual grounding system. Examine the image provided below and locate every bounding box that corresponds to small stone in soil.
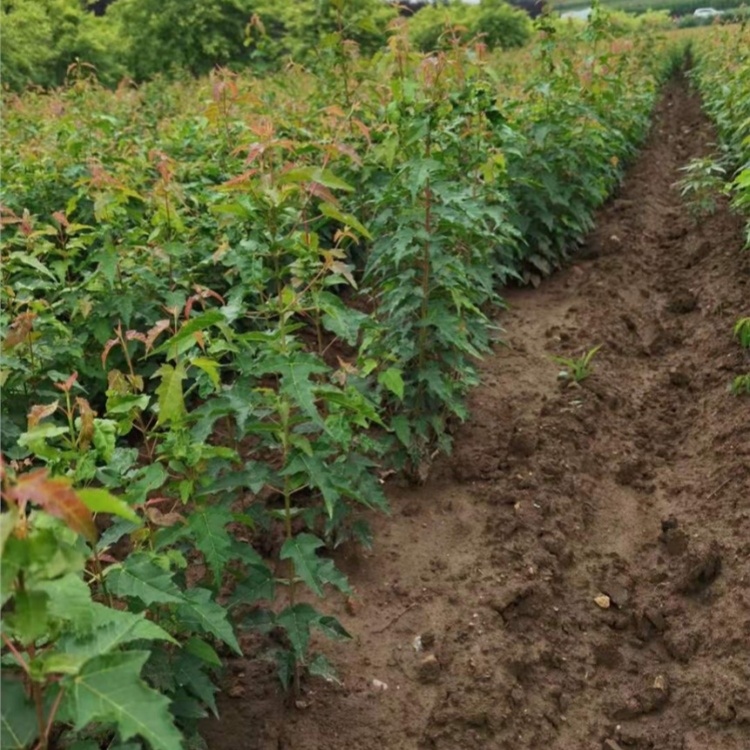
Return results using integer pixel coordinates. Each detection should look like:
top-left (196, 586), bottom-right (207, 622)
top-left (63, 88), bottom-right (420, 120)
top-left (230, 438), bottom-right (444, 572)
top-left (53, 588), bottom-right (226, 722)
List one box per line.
top-left (417, 654), bottom-right (441, 684)
top-left (603, 581), bottom-right (630, 609)
top-left (668, 368), bottom-right (691, 388)
top-left (667, 290), bottom-right (698, 314)
top-left (421, 631), bottom-right (436, 649)
top-left (675, 541), bottom-right (722, 594)
top-left (660, 517), bottom-right (689, 556)
top-left (612, 675), bottom-right (670, 719)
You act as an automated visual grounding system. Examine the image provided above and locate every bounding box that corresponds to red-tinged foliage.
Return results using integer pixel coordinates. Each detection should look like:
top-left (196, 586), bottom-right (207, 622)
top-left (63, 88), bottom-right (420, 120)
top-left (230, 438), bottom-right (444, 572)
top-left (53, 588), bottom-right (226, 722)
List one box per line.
top-left (54, 372), bottom-right (79, 393)
top-left (5, 468), bottom-right (97, 543)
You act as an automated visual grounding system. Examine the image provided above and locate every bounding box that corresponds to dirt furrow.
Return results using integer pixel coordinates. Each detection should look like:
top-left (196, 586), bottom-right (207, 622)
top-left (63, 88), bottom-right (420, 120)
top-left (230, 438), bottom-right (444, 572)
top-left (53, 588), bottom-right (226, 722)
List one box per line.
top-left (202, 77), bottom-right (750, 750)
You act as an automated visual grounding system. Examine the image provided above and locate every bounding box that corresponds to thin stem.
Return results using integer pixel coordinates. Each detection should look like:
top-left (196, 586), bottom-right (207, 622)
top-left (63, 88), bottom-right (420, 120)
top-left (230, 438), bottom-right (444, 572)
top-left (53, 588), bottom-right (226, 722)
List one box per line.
top-left (92, 548), bottom-right (114, 608)
top-left (1, 633), bottom-right (30, 675)
top-left (34, 686), bottom-right (65, 750)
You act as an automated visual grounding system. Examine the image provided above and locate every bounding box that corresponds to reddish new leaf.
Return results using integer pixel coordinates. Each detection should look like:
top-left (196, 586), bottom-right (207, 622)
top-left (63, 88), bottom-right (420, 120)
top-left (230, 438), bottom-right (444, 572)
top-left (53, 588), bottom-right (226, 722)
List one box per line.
top-left (102, 337), bottom-right (119, 368)
top-left (3, 312), bottom-right (36, 350)
top-left (7, 469), bottom-right (96, 543)
top-left (75, 398), bottom-right (97, 450)
top-left (27, 401), bottom-right (59, 430)
top-left (54, 372), bottom-right (78, 393)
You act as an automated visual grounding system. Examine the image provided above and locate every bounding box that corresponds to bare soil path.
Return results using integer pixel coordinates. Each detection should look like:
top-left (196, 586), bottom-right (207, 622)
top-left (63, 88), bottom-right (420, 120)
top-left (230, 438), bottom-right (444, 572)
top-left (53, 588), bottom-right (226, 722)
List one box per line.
top-left (202, 77), bottom-right (750, 750)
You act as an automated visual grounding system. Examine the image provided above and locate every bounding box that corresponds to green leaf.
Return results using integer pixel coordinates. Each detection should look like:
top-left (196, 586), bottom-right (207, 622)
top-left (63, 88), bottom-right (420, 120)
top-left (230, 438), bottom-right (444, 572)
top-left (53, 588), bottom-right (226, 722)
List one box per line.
top-left (153, 362), bottom-right (187, 426)
top-left (177, 588), bottom-right (241, 654)
top-left (274, 649), bottom-right (296, 690)
top-left (17, 424), bottom-right (69, 447)
top-left (228, 563), bottom-right (275, 607)
top-left (319, 202), bottom-right (372, 239)
top-left (378, 367), bottom-right (405, 400)
top-left (35, 572), bottom-right (95, 633)
top-left (391, 414), bottom-right (411, 447)
top-left (77, 488), bottom-right (141, 525)
top-left (187, 506), bottom-right (233, 585)
top-left (150, 311), bottom-right (225, 357)
top-left (318, 293), bottom-right (369, 345)
top-left (9, 251), bottom-right (57, 281)
top-left (315, 559), bottom-right (352, 595)
top-left (0, 506), bottom-right (19, 557)
top-left (281, 167), bottom-right (354, 192)
top-left (276, 603), bottom-right (319, 659)
top-left (174, 651), bottom-right (219, 716)
top-left (275, 356), bottom-right (328, 427)
top-left (190, 356), bottom-right (221, 388)
top-left (308, 653), bottom-right (341, 684)
top-left (64, 651), bottom-right (183, 750)
top-left (123, 463), bottom-right (168, 506)
top-left (58, 603), bottom-right (176, 662)
top-left (106, 554), bottom-right (183, 605)
top-left (315, 615), bottom-right (351, 642)
top-left (281, 453), bottom-right (339, 518)
top-left (279, 533), bottom-right (325, 597)
top-left (1, 677), bottom-right (39, 750)
top-left (6, 589), bottom-right (49, 645)
top-left (183, 637), bottom-right (221, 667)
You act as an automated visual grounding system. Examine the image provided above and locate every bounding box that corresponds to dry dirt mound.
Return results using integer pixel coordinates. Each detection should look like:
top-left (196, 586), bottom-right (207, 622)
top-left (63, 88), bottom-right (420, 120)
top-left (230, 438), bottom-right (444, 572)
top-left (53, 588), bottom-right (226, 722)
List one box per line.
top-left (202, 78), bottom-right (750, 750)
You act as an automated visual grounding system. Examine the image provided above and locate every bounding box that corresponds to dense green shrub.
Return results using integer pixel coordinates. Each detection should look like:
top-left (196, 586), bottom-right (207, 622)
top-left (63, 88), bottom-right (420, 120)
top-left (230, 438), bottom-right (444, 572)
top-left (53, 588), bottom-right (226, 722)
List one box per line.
top-left (406, 0), bottom-right (532, 52)
top-left (0, 0), bottom-right (126, 89)
top-left (106, 0), bottom-right (260, 79)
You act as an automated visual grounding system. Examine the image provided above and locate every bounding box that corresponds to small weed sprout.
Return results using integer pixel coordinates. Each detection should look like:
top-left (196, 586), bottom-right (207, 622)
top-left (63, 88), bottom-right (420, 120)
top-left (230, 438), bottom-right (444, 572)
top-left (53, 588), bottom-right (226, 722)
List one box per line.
top-left (733, 317), bottom-right (750, 348)
top-left (730, 318), bottom-right (750, 396)
top-left (731, 374), bottom-right (750, 396)
top-left (551, 344), bottom-right (603, 383)
top-left (676, 157), bottom-right (728, 218)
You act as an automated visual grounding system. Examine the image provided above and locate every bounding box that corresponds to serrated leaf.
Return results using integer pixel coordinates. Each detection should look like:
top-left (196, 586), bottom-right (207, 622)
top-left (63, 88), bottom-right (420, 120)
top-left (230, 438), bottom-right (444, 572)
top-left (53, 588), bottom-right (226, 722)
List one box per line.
top-left (187, 506), bottom-right (233, 585)
top-left (123, 463), bottom-right (168, 506)
top-left (35, 571), bottom-right (95, 632)
top-left (174, 651), bottom-right (219, 716)
top-left (315, 558), bottom-right (352, 595)
top-left (177, 588), bottom-right (240, 654)
top-left (184, 637), bottom-right (221, 667)
top-left (6, 589), bottom-right (49, 645)
top-left (64, 651), bottom-right (183, 750)
top-left (78, 488), bottom-right (141, 525)
top-left (153, 362), bottom-right (187, 426)
top-left (280, 533), bottom-right (326, 596)
top-left (391, 414), bottom-right (411, 447)
top-left (378, 367), bottom-right (405, 400)
top-left (106, 554), bottom-right (183, 605)
top-left (281, 453), bottom-right (339, 518)
top-left (276, 603), bottom-right (319, 659)
top-left (190, 357), bottom-right (221, 388)
top-left (274, 649), bottom-right (295, 690)
top-left (275, 356), bottom-right (328, 427)
top-left (228, 563), bottom-right (275, 607)
top-left (315, 615), bottom-right (351, 641)
top-left (1, 676), bottom-right (39, 750)
top-left (308, 653), bottom-right (341, 684)
top-left (58, 603), bottom-right (176, 662)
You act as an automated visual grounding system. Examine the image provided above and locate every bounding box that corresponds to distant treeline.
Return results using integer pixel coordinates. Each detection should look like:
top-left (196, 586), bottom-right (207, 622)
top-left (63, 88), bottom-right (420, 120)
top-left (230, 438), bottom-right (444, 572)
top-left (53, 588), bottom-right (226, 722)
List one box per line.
top-left (1, 0), bottom-right (533, 91)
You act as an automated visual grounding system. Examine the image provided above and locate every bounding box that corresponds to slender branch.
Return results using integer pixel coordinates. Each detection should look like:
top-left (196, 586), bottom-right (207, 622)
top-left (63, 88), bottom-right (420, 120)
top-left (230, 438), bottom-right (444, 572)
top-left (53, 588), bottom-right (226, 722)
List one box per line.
top-left (1, 633), bottom-right (30, 675)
